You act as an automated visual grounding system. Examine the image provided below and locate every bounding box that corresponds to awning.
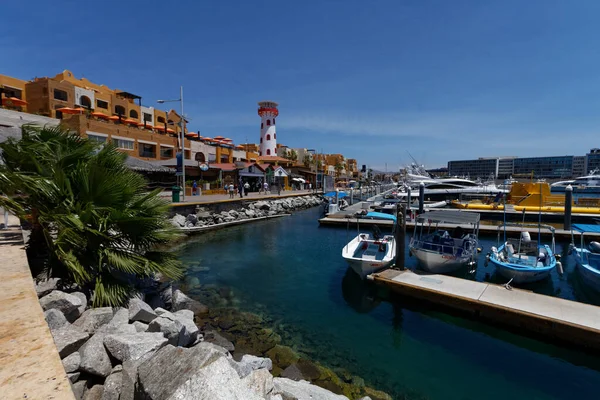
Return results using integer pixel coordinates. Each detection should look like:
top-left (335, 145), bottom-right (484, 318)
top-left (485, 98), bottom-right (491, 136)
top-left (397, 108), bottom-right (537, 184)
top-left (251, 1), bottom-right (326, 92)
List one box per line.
top-left (572, 224), bottom-right (600, 234)
top-left (154, 126), bottom-right (176, 133)
top-left (57, 107), bottom-right (85, 114)
top-left (324, 191), bottom-right (347, 198)
top-left (292, 178), bottom-right (306, 183)
top-left (122, 118), bottom-right (139, 125)
top-left (109, 115), bottom-right (121, 121)
top-left (2, 97), bottom-right (28, 107)
top-left (91, 112), bottom-right (109, 119)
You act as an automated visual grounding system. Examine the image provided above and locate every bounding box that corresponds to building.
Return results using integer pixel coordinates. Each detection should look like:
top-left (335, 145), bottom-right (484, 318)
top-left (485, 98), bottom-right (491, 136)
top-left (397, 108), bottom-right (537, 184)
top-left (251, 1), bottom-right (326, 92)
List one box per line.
top-left (447, 158), bottom-right (500, 179)
top-left (0, 74), bottom-right (28, 112)
top-left (513, 156), bottom-right (574, 179)
top-left (586, 148), bottom-right (600, 174)
top-left (573, 156), bottom-right (586, 177)
top-left (258, 101), bottom-right (278, 157)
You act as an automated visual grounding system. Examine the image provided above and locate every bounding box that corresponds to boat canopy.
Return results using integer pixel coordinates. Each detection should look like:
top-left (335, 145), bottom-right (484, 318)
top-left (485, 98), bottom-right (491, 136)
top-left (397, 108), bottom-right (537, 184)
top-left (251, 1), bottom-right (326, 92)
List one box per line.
top-left (365, 211), bottom-right (397, 221)
top-left (324, 191), bottom-right (347, 198)
top-left (572, 224), bottom-right (600, 234)
top-left (416, 210), bottom-right (480, 225)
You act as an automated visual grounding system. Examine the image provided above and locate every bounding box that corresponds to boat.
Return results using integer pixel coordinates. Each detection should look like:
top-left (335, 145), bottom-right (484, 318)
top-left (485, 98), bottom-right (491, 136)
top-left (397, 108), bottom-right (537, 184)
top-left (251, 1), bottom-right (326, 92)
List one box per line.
top-left (342, 212), bottom-right (396, 278)
top-left (551, 170), bottom-right (600, 194)
top-left (409, 210), bottom-right (481, 274)
top-left (395, 177), bottom-right (507, 202)
top-left (323, 191), bottom-right (349, 215)
top-left (488, 224), bottom-right (557, 284)
top-left (569, 224), bottom-right (600, 293)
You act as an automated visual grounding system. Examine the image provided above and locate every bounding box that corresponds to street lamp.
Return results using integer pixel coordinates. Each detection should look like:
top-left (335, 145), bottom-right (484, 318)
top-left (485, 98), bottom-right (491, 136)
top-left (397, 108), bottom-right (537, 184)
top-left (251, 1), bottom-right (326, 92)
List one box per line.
top-left (158, 86), bottom-right (186, 201)
top-left (307, 149), bottom-right (317, 194)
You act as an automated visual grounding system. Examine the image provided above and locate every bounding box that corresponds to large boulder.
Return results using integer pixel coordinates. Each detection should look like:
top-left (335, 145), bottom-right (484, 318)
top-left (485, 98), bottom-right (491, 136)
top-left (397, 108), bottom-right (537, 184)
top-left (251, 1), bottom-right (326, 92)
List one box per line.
top-left (266, 345), bottom-right (300, 369)
top-left (128, 298), bottom-right (157, 323)
top-left (62, 351), bottom-right (80, 373)
top-left (73, 307), bottom-right (113, 334)
top-left (50, 325), bottom-right (89, 358)
top-left (242, 368), bottom-right (275, 398)
top-left (187, 214), bottom-right (198, 225)
top-left (83, 384), bottom-right (104, 400)
top-left (281, 364), bottom-right (305, 381)
top-left (240, 354), bottom-right (273, 371)
top-left (137, 344), bottom-right (263, 400)
top-left (173, 309), bottom-right (194, 320)
top-left (172, 313), bottom-right (200, 346)
top-left (71, 380), bottom-right (87, 399)
top-left (44, 308), bottom-right (68, 331)
top-left (78, 327), bottom-right (114, 378)
top-left (133, 321), bottom-right (148, 332)
top-left (102, 371), bottom-right (123, 400)
top-left (104, 332), bottom-right (168, 363)
top-left (273, 378), bottom-right (349, 400)
top-left (68, 372), bottom-right (80, 383)
top-left (203, 330), bottom-right (234, 352)
top-left (147, 313), bottom-right (185, 346)
top-left (35, 277), bottom-right (61, 298)
top-left (107, 308), bottom-right (129, 328)
top-left (40, 290), bottom-right (83, 321)
top-left (72, 292), bottom-right (88, 317)
top-left (171, 289), bottom-right (208, 316)
top-left (172, 214), bottom-right (186, 227)
top-left (255, 201), bottom-right (271, 210)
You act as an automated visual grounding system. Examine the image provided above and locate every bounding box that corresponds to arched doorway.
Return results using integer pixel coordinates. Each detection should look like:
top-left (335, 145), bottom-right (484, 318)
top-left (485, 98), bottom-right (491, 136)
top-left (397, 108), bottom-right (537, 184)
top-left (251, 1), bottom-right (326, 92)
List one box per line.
top-left (80, 95), bottom-right (92, 109)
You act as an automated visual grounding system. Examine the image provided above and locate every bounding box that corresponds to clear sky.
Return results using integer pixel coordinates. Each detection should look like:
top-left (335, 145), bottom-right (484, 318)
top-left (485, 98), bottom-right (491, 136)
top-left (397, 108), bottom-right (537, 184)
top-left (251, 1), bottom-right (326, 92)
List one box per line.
top-left (2, 0), bottom-right (600, 170)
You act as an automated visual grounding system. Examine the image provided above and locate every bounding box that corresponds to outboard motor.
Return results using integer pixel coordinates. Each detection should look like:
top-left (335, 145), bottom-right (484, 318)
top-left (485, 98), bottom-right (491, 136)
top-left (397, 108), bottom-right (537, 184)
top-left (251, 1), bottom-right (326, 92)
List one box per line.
top-left (521, 231), bottom-right (531, 242)
top-left (589, 241), bottom-right (600, 254)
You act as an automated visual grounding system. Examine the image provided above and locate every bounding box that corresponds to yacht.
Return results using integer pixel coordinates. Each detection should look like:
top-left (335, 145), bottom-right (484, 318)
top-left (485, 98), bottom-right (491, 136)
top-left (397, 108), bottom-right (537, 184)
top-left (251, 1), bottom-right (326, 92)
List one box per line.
top-left (551, 170), bottom-right (600, 194)
top-left (395, 177), bottom-right (507, 202)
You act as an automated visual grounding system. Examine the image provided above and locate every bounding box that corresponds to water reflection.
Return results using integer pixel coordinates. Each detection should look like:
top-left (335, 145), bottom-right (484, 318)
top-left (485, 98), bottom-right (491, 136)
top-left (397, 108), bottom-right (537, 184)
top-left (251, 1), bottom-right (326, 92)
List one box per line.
top-left (340, 267), bottom-right (381, 313)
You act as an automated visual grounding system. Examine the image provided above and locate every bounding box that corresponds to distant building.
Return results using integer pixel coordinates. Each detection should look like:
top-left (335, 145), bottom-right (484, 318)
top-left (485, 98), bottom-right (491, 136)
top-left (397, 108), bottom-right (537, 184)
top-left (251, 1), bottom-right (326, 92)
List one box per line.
top-left (586, 148), bottom-right (600, 174)
top-left (447, 157), bottom-right (516, 179)
top-left (258, 101), bottom-right (278, 157)
top-left (573, 156), bottom-right (586, 177)
top-left (513, 156), bottom-right (574, 179)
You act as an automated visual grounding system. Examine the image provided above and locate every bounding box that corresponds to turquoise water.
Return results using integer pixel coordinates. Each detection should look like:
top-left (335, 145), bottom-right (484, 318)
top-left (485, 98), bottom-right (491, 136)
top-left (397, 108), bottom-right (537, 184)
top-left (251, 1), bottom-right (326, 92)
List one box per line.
top-left (177, 207), bottom-right (600, 399)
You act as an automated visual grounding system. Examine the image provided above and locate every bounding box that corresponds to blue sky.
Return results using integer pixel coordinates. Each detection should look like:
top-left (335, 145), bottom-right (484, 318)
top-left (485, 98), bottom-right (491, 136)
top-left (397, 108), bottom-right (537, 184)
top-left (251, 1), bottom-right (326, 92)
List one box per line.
top-left (2, 0), bottom-right (600, 170)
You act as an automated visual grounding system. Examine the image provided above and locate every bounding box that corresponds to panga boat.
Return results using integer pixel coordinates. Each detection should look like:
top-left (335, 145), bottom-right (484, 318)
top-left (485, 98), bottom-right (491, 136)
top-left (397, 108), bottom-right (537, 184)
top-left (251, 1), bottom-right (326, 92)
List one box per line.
top-left (570, 224), bottom-right (600, 293)
top-left (342, 212), bottom-right (396, 278)
top-left (488, 224), bottom-right (557, 284)
top-left (409, 210), bottom-right (480, 274)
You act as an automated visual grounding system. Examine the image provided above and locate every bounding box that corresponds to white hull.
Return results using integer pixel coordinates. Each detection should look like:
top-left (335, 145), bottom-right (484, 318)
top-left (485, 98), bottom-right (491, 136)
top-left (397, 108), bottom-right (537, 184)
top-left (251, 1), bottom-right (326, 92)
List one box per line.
top-left (342, 233), bottom-right (396, 278)
top-left (573, 250), bottom-right (600, 293)
top-left (411, 248), bottom-right (471, 274)
top-left (345, 257), bottom-right (395, 278)
top-left (493, 263), bottom-right (552, 284)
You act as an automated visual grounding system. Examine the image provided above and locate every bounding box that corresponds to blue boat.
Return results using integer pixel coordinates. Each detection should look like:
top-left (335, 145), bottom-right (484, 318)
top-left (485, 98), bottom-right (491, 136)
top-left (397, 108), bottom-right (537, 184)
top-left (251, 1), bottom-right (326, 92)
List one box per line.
top-left (570, 224), bottom-right (600, 294)
top-left (488, 223), bottom-right (557, 284)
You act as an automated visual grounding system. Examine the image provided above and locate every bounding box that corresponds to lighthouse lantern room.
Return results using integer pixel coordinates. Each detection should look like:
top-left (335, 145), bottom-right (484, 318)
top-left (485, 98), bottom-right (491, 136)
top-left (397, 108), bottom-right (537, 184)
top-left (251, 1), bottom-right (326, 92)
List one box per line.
top-left (258, 101), bottom-right (278, 157)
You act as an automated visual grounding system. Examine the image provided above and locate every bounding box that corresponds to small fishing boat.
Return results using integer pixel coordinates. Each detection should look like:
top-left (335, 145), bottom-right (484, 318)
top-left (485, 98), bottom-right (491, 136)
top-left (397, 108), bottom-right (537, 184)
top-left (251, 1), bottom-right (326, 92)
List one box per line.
top-left (342, 212), bottom-right (396, 278)
top-left (488, 224), bottom-right (557, 284)
top-left (570, 224), bottom-right (600, 293)
top-left (409, 210), bottom-right (480, 274)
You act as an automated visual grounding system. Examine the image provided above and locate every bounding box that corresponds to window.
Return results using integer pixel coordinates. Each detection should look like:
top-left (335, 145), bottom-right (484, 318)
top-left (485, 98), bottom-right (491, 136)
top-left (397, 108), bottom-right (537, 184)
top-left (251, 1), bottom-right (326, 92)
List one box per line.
top-left (80, 96), bottom-right (92, 109)
top-left (53, 89), bottom-right (68, 101)
top-left (261, 123), bottom-right (264, 129)
top-left (273, 118), bottom-right (275, 124)
top-left (43, 87), bottom-right (48, 95)
top-left (266, 134), bottom-right (271, 140)
top-left (129, 109), bottom-right (139, 119)
top-left (97, 99), bottom-right (108, 109)
top-left (260, 137), bottom-right (263, 143)
top-left (161, 147), bottom-right (173, 158)
top-left (274, 133), bottom-right (276, 139)
top-left (139, 143), bottom-right (156, 158)
top-left (112, 138), bottom-right (134, 150)
top-left (115, 105), bottom-right (126, 116)
top-left (157, 116), bottom-right (165, 123)
top-left (266, 149), bottom-right (271, 155)
top-left (266, 119), bottom-right (271, 126)
top-left (143, 113), bottom-right (152, 123)
top-left (87, 134), bottom-right (106, 143)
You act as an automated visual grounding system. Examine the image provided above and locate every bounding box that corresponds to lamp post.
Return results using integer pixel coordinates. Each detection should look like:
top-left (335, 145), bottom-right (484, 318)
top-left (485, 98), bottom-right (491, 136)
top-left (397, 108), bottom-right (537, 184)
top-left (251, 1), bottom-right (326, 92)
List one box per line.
top-left (158, 86), bottom-right (186, 201)
top-left (307, 149), bottom-right (317, 194)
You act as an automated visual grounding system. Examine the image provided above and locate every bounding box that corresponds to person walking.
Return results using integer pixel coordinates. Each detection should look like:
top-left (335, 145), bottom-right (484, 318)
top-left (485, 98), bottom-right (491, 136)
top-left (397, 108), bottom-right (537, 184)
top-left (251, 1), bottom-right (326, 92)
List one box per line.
top-left (228, 183), bottom-right (235, 199)
top-left (192, 180), bottom-right (198, 196)
top-left (238, 180), bottom-right (244, 198)
top-left (244, 181), bottom-right (250, 196)
top-left (263, 181), bottom-right (269, 195)
top-left (277, 182), bottom-right (282, 196)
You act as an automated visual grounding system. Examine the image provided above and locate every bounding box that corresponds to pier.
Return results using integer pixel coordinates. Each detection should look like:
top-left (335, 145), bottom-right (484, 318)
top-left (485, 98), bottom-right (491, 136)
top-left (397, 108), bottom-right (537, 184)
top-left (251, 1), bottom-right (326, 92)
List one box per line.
top-left (368, 268), bottom-right (600, 351)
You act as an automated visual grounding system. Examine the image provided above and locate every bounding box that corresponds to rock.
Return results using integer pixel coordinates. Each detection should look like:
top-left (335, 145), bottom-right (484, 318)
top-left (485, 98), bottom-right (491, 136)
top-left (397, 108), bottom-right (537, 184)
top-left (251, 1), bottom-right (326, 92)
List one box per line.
top-left (39, 290), bottom-right (83, 321)
top-left (78, 327), bottom-right (114, 378)
top-left (242, 368), bottom-right (274, 398)
top-left (51, 325), bottom-right (89, 358)
top-left (240, 354), bottom-right (273, 371)
top-left (255, 201), bottom-right (271, 210)
top-left (173, 309), bottom-right (194, 320)
top-left (44, 308), bottom-right (68, 331)
top-left (72, 292), bottom-right (88, 317)
top-left (137, 344), bottom-right (263, 400)
top-left (296, 358), bottom-right (321, 381)
top-left (147, 314), bottom-right (185, 346)
top-left (84, 384), bottom-right (104, 400)
top-left (171, 289), bottom-right (209, 316)
top-left (112, 364), bottom-right (123, 373)
top-left (228, 358), bottom-right (253, 378)
top-left (282, 364), bottom-right (305, 381)
top-left (269, 395), bottom-right (283, 400)
top-left (107, 308), bottom-right (129, 328)
top-left (133, 321), bottom-right (148, 332)
top-left (185, 276), bottom-right (201, 288)
top-left (358, 397), bottom-right (373, 400)
top-left (68, 372), bottom-right (80, 383)
top-left (145, 292), bottom-right (166, 310)
top-left (128, 298), bottom-right (157, 323)
top-left (35, 277), bottom-right (61, 298)
top-left (172, 314), bottom-right (200, 346)
top-left (266, 345), bottom-right (300, 369)
top-left (102, 371), bottom-right (123, 400)
top-left (273, 378), bottom-right (349, 400)
top-left (204, 330), bottom-right (234, 352)
top-left (72, 380), bottom-right (87, 399)
top-left (154, 307), bottom-right (169, 316)
top-left (62, 351), bottom-right (81, 373)
top-left (361, 387), bottom-right (393, 400)
top-left (73, 307), bottom-right (113, 334)
top-left (104, 332), bottom-right (168, 363)
top-left (186, 214), bottom-right (198, 224)
top-left (172, 214), bottom-right (186, 227)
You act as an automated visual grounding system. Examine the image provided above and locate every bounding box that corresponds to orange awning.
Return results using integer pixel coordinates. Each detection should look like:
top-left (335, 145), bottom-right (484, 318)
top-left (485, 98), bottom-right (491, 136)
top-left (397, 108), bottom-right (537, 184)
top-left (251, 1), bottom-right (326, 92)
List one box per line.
top-left (154, 126), bottom-right (175, 133)
top-left (109, 115), bottom-right (121, 121)
top-left (57, 107), bottom-right (85, 114)
top-left (122, 118), bottom-right (139, 125)
top-left (214, 135), bottom-right (225, 140)
top-left (91, 112), bottom-right (109, 119)
top-left (2, 97), bottom-right (28, 107)
top-left (185, 132), bottom-right (199, 138)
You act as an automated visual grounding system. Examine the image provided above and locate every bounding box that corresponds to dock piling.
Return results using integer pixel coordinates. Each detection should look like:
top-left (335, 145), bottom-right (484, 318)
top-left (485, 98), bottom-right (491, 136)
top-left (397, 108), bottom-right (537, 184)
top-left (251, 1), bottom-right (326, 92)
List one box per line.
top-left (418, 182), bottom-right (425, 214)
top-left (407, 187), bottom-right (411, 210)
top-left (395, 203), bottom-right (406, 270)
top-left (564, 185), bottom-right (572, 230)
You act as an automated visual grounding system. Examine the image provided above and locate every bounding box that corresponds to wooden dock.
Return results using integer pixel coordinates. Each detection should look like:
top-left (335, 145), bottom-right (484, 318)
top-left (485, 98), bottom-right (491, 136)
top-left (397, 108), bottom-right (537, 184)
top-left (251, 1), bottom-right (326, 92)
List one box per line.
top-left (368, 269), bottom-right (600, 350)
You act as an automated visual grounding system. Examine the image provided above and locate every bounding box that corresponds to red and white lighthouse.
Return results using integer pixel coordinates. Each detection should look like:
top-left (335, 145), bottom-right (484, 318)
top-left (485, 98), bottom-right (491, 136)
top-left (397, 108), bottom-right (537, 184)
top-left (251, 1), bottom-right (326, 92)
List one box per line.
top-left (258, 101), bottom-right (278, 157)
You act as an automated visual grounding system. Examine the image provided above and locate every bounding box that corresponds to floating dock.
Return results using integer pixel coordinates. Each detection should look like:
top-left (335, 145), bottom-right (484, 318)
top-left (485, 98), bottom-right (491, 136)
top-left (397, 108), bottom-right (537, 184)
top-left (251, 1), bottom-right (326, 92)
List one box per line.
top-left (368, 269), bottom-right (600, 351)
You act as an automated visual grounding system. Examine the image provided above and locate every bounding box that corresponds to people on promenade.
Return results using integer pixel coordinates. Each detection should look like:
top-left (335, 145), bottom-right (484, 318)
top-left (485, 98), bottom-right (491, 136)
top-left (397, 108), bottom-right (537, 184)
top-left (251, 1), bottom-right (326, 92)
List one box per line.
top-left (263, 182), bottom-right (269, 194)
top-left (277, 182), bottom-right (282, 196)
top-left (228, 183), bottom-right (235, 199)
top-left (192, 180), bottom-right (198, 196)
top-left (244, 181), bottom-right (250, 196)
top-left (238, 180), bottom-right (244, 198)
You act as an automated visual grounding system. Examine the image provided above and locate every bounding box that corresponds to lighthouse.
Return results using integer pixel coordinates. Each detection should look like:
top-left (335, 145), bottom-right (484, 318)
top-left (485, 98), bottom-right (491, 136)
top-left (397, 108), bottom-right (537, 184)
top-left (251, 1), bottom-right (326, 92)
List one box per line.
top-left (258, 101), bottom-right (278, 157)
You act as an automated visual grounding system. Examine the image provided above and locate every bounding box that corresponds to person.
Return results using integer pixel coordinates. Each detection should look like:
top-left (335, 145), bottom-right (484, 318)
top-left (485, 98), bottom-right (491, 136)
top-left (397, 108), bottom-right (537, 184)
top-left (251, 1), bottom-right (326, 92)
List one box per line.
top-left (238, 180), bottom-right (244, 198)
top-left (263, 181), bottom-right (269, 194)
top-left (244, 181), bottom-right (250, 196)
top-left (277, 181), bottom-right (281, 196)
top-left (228, 183), bottom-right (234, 199)
top-left (192, 180), bottom-right (198, 196)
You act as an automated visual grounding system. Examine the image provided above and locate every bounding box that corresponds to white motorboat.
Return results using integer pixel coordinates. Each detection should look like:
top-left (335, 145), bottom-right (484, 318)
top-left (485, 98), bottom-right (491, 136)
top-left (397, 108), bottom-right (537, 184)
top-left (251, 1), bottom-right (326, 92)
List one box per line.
top-left (409, 210), bottom-right (481, 274)
top-left (342, 212), bottom-right (396, 278)
top-left (551, 170), bottom-right (600, 194)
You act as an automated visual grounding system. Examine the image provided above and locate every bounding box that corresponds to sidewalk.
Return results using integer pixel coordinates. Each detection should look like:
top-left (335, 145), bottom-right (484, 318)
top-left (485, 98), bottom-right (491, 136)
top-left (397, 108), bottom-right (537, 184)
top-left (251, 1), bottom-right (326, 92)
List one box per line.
top-left (167, 189), bottom-right (324, 205)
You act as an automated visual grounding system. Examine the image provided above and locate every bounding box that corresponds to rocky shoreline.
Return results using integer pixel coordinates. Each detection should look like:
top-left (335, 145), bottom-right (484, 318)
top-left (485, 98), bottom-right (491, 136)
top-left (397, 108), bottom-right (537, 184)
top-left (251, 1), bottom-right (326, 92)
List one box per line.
top-left (38, 277), bottom-right (388, 400)
top-left (170, 195), bottom-right (324, 229)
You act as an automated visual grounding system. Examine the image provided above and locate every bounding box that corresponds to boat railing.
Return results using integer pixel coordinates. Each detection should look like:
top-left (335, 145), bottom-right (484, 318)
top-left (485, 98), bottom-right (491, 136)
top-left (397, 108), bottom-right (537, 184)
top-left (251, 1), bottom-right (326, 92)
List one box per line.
top-left (410, 238), bottom-right (472, 258)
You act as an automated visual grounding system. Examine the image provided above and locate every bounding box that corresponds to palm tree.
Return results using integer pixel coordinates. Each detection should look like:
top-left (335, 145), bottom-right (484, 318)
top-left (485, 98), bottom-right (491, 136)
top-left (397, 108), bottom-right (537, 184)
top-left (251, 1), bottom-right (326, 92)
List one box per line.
top-left (303, 155), bottom-right (311, 168)
top-left (334, 162), bottom-right (344, 178)
top-left (0, 125), bottom-right (183, 306)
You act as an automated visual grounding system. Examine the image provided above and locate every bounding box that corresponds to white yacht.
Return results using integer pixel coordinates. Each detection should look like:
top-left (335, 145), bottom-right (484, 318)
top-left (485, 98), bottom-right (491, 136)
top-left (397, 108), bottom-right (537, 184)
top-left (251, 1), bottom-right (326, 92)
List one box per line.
top-left (551, 170), bottom-right (600, 194)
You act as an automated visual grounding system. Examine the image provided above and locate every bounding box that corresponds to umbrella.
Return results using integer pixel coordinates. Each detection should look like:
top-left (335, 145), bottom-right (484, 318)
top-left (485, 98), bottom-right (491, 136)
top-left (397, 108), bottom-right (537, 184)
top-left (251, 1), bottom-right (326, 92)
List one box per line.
top-left (324, 191), bottom-right (347, 198)
top-left (2, 97), bottom-right (28, 107)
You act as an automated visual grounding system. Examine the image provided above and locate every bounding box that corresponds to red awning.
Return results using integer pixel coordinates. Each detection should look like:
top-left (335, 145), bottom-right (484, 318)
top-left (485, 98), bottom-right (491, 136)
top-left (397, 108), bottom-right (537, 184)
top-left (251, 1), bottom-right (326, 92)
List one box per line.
top-left (57, 107), bottom-right (85, 114)
top-left (91, 112), bottom-right (109, 119)
top-left (2, 97), bottom-right (28, 107)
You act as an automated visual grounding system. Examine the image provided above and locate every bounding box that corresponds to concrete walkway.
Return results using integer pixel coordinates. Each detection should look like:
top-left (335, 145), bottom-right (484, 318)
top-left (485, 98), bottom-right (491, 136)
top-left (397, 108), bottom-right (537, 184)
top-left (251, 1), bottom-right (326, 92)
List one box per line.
top-left (170, 189), bottom-right (323, 205)
top-left (0, 213), bottom-right (75, 399)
